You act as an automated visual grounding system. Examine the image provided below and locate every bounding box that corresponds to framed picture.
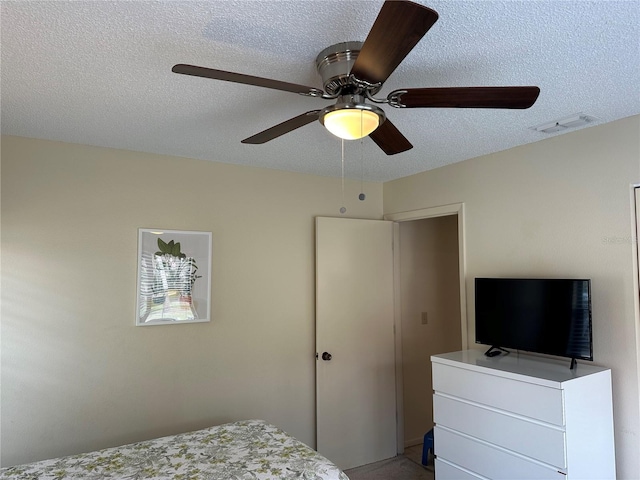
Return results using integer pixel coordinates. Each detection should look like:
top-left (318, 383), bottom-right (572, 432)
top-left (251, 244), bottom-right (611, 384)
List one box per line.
top-left (136, 228), bottom-right (212, 326)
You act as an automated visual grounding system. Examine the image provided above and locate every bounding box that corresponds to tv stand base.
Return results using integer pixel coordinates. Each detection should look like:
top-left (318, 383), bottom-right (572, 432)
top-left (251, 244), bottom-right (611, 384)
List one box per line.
top-left (484, 346), bottom-right (510, 357)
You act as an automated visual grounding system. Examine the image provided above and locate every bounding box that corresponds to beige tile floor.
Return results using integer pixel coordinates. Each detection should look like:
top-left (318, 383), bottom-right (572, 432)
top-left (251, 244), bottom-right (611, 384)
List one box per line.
top-left (405, 443), bottom-right (435, 479)
top-left (343, 442), bottom-right (435, 480)
top-left (404, 443), bottom-right (426, 465)
top-left (343, 443), bottom-right (435, 480)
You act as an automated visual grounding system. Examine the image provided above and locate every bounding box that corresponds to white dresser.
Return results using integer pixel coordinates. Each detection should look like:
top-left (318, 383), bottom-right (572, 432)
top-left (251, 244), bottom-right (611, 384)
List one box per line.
top-left (431, 350), bottom-right (615, 480)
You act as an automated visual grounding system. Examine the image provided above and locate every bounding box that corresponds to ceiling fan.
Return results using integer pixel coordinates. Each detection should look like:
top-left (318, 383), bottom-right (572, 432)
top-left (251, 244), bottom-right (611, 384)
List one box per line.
top-left (172, 0), bottom-right (540, 155)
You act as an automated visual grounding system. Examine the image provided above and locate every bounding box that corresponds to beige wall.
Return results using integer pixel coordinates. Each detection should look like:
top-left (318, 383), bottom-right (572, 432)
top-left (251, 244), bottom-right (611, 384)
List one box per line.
top-left (4, 116), bottom-right (640, 475)
top-left (399, 216), bottom-right (462, 446)
top-left (0, 135), bottom-right (383, 467)
top-left (384, 115), bottom-right (640, 478)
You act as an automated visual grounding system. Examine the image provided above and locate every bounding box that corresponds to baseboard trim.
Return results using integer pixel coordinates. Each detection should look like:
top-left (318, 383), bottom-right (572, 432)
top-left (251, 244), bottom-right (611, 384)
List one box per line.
top-left (404, 437), bottom-right (423, 448)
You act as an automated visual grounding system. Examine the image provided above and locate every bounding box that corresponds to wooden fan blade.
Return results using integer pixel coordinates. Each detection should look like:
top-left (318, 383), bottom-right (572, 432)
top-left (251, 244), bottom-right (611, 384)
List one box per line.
top-left (369, 119), bottom-right (413, 155)
top-left (350, 1), bottom-right (438, 85)
top-left (241, 111), bottom-right (321, 144)
top-left (388, 86), bottom-right (541, 109)
top-left (172, 64), bottom-right (324, 97)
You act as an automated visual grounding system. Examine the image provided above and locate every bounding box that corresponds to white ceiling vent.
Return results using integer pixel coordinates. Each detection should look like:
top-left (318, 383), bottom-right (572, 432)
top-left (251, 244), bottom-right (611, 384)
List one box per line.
top-left (531, 114), bottom-right (599, 134)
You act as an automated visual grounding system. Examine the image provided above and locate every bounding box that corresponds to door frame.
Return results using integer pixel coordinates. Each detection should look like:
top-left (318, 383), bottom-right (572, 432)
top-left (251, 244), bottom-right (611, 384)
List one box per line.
top-left (629, 185), bottom-right (640, 423)
top-left (384, 202), bottom-right (468, 453)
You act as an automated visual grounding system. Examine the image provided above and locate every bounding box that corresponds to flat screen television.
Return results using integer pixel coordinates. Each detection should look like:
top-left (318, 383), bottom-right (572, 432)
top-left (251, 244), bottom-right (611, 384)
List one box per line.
top-left (475, 278), bottom-right (593, 362)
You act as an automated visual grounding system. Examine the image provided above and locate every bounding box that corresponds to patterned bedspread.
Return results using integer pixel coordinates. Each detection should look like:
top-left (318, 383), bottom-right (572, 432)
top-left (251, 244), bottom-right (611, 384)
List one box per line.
top-left (0, 419), bottom-right (350, 480)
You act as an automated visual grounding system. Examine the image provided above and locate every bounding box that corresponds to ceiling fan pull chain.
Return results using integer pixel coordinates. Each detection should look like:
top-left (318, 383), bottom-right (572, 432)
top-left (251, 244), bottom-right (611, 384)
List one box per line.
top-left (340, 139), bottom-right (346, 215)
top-left (359, 135), bottom-right (366, 201)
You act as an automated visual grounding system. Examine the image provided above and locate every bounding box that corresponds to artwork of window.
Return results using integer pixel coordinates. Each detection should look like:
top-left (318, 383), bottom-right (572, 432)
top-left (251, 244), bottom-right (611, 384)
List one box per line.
top-left (136, 229), bottom-right (212, 326)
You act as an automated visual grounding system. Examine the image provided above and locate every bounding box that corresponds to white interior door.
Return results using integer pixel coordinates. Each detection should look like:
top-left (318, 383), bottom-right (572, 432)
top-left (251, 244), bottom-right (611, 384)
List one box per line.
top-left (316, 216), bottom-right (396, 470)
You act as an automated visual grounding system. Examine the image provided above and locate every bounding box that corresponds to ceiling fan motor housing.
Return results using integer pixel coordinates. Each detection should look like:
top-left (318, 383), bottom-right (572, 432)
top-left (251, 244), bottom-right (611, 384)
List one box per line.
top-left (316, 42), bottom-right (381, 96)
top-left (319, 94), bottom-right (385, 123)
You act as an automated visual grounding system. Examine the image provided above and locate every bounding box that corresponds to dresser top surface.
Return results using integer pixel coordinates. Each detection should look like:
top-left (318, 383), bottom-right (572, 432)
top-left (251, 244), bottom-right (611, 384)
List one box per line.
top-left (432, 349), bottom-right (610, 386)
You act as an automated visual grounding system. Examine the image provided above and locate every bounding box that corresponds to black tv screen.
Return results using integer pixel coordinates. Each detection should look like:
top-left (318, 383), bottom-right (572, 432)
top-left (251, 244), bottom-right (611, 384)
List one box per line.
top-left (475, 278), bottom-right (593, 361)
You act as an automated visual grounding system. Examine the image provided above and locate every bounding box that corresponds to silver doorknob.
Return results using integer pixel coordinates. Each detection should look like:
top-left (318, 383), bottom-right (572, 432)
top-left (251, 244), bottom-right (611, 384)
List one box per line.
top-left (322, 352), bottom-right (332, 361)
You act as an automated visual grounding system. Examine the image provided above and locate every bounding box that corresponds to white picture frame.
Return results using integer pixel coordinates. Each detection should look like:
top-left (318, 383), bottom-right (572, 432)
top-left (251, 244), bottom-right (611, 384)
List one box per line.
top-left (136, 228), bottom-right (212, 326)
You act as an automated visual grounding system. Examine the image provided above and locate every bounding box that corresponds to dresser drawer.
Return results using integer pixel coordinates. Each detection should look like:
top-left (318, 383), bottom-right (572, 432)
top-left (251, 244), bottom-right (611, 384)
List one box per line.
top-left (436, 458), bottom-right (485, 480)
top-left (434, 394), bottom-right (566, 467)
top-left (433, 362), bottom-right (565, 426)
top-left (435, 426), bottom-right (566, 479)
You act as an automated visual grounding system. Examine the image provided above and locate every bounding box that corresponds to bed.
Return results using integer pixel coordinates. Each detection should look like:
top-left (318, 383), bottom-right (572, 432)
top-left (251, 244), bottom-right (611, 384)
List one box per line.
top-left (0, 419), bottom-right (350, 480)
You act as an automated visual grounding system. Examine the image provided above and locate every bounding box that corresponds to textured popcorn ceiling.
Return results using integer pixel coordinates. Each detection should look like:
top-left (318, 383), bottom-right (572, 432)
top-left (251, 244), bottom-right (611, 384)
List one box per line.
top-left (1, 1), bottom-right (638, 182)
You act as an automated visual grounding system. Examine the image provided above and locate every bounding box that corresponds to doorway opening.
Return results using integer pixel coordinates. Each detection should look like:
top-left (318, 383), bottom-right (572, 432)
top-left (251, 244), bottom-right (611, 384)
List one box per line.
top-left (385, 204), bottom-right (467, 453)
